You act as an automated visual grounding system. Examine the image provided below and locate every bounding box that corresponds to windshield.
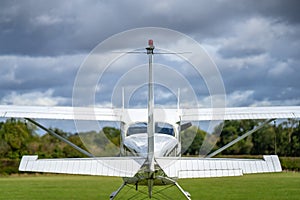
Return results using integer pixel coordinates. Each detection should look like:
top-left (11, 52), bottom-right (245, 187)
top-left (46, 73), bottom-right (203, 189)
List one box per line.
top-left (127, 122), bottom-right (174, 136)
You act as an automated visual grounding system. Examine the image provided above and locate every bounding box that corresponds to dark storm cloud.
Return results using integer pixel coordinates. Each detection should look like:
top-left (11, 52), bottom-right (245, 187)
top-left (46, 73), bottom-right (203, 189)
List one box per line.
top-left (218, 48), bottom-right (266, 59)
top-left (0, 1), bottom-right (87, 56)
top-left (219, 56), bottom-right (300, 106)
top-left (246, 0), bottom-right (300, 24)
top-left (0, 54), bottom-right (84, 105)
top-left (1, 0), bottom-right (298, 56)
top-left (0, 0), bottom-right (299, 107)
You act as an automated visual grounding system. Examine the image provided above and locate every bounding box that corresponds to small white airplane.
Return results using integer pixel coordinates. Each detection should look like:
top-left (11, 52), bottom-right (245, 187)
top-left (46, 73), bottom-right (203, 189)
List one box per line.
top-left (1, 40), bottom-right (300, 199)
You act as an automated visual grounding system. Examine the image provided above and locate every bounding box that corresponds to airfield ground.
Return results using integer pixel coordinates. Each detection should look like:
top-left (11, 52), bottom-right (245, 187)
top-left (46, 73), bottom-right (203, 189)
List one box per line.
top-left (0, 172), bottom-right (299, 199)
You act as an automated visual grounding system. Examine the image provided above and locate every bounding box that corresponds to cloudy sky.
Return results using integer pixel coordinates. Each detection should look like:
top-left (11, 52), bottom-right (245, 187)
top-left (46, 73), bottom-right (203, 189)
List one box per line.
top-left (0, 0), bottom-right (299, 109)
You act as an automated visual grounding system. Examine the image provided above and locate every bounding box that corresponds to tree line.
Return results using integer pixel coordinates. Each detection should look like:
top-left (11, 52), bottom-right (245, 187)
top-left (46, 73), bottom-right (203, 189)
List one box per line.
top-left (1, 118), bottom-right (300, 174)
top-left (183, 119), bottom-right (300, 157)
top-left (0, 118), bottom-right (87, 159)
top-left (0, 118), bottom-right (300, 161)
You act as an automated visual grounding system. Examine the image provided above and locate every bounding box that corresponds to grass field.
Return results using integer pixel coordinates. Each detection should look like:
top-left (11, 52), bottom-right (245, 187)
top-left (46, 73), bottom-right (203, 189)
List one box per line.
top-left (0, 172), bottom-right (300, 199)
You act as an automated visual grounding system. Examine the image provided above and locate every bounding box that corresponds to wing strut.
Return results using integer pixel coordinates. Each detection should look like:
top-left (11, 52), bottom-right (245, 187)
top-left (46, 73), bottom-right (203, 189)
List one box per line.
top-left (109, 181), bottom-right (127, 200)
top-left (25, 118), bottom-right (94, 157)
top-left (207, 118), bottom-right (275, 158)
top-left (157, 176), bottom-right (191, 200)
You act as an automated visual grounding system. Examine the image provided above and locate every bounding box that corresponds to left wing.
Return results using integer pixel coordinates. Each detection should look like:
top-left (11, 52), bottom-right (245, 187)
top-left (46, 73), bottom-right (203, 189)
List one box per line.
top-left (0, 105), bottom-right (120, 121)
top-left (19, 155), bottom-right (145, 177)
top-left (0, 106), bottom-right (179, 123)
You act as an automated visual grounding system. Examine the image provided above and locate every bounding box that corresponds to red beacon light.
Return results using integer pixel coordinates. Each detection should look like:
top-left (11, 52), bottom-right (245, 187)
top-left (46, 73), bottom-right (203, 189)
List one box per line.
top-left (148, 39), bottom-right (154, 48)
top-left (146, 39), bottom-right (154, 54)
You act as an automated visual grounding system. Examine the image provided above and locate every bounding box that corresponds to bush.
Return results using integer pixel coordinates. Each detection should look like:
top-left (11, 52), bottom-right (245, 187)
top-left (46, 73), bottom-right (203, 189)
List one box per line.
top-left (280, 157), bottom-right (300, 171)
top-left (0, 159), bottom-right (19, 175)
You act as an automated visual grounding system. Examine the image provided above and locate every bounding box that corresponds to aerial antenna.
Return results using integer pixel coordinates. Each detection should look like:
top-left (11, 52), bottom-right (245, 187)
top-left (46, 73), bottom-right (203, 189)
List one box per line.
top-left (146, 39), bottom-right (155, 198)
top-left (177, 88), bottom-right (180, 111)
top-left (122, 87), bottom-right (125, 110)
top-left (112, 40), bottom-right (191, 55)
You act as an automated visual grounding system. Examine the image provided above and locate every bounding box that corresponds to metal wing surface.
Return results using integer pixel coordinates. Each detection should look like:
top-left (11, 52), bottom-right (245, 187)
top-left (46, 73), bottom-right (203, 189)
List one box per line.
top-left (1, 105), bottom-right (299, 122)
top-left (19, 155), bottom-right (145, 177)
top-left (156, 155), bottom-right (281, 178)
top-left (0, 105), bottom-right (120, 121)
top-left (180, 106), bottom-right (300, 121)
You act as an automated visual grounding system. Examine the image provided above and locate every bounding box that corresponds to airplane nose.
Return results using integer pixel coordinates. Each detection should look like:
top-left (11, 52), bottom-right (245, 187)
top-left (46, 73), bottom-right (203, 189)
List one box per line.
top-left (124, 134), bottom-right (178, 157)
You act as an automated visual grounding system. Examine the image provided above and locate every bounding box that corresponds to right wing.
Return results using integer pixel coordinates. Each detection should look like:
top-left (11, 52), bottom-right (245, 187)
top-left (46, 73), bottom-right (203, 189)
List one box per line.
top-left (181, 106), bottom-right (300, 121)
top-left (156, 155), bottom-right (281, 178)
top-left (19, 155), bottom-right (145, 177)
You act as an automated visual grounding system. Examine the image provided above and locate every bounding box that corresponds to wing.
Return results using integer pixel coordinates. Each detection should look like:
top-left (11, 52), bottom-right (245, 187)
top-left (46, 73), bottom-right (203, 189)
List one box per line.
top-left (156, 155), bottom-right (281, 178)
top-left (0, 105), bottom-right (120, 121)
top-left (2, 105), bottom-right (299, 122)
top-left (0, 105), bottom-right (180, 124)
top-left (19, 155), bottom-right (145, 177)
top-left (180, 106), bottom-right (300, 121)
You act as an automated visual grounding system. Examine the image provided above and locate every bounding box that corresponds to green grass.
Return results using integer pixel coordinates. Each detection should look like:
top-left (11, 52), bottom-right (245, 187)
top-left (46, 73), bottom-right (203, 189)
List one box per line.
top-left (0, 172), bottom-right (300, 199)
top-left (180, 172), bottom-right (300, 200)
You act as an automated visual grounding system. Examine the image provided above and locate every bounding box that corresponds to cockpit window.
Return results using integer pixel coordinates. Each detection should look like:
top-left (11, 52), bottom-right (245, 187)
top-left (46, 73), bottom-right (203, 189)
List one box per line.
top-left (127, 122), bottom-right (174, 136)
top-left (155, 122), bottom-right (174, 136)
top-left (127, 122), bottom-right (147, 136)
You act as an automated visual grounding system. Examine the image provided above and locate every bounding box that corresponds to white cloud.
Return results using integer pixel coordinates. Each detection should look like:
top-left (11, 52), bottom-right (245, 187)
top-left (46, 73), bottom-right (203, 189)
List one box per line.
top-left (250, 99), bottom-right (300, 107)
top-left (155, 88), bottom-right (174, 101)
top-left (267, 61), bottom-right (294, 77)
top-left (1, 89), bottom-right (68, 106)
top-left (226, 90), bottom-right (300, 107)
top-left (226, 90), bottom-right (255, 107)
top-left (33, 15), bottom-right (62, 26)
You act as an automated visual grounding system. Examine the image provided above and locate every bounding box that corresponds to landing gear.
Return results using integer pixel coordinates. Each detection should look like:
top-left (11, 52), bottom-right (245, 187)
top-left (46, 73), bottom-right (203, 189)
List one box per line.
top-left (109, 177), bottom-right (191, 199)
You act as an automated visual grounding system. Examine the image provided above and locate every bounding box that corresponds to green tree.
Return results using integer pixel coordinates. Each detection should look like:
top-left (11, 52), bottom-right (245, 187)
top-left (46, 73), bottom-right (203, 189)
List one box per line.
top-left (102, 127), bottom-right (121, 147)
top-left (38, 128), bottom-right (71, 158)
top-left (63, 134), bottom-right (88, 157)
top-left (181, 126), bottom-right (206, 155)
top-left (252, 124), bottom-right (276, 155)
top-left (216, 120), bottom-right (256, 155)
top-left (278, 119), bottom-right (300, 156)
top-left (0, 119), bottom-right (37, 159)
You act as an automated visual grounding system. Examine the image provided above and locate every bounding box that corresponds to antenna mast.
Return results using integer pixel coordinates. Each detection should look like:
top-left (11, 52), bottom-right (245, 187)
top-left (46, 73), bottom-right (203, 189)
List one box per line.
top-left (146, 39), bottom-right (155, 198)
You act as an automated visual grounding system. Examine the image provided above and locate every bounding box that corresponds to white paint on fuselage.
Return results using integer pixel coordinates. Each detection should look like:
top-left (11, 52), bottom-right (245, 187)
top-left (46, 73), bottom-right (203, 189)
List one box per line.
top-left (124, 133), bottom-right (178, 157)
